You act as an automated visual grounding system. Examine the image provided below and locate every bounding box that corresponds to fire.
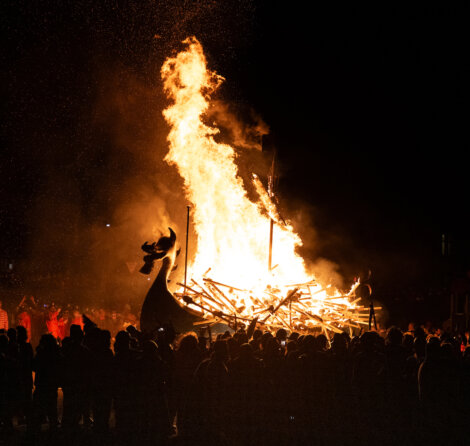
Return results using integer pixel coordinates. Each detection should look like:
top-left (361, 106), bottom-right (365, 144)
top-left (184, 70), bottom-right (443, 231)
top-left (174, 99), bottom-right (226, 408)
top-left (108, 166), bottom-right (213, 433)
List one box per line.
top-left (161, 37), bottom-right (367, 333)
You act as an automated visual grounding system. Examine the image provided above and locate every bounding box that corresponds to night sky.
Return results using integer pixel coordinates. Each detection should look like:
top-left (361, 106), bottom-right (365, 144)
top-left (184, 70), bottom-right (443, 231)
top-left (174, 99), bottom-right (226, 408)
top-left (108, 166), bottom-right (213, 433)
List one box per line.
top-left (1, 2), bottom-right (469, 318)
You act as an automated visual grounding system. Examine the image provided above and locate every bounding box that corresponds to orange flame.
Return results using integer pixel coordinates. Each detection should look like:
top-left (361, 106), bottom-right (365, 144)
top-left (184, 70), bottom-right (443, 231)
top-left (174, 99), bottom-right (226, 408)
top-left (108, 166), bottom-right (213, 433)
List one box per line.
top-left (161, 37), bottom-right (362, 331)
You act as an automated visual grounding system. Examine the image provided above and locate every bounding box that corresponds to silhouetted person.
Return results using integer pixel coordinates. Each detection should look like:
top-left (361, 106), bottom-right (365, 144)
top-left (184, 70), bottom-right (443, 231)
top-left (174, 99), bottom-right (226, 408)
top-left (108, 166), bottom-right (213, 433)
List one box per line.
top-left (61, 324), bottom-right (90, 430)
top-left (3, 328), bottom-right (20, 429)
top-left (298, 334), bottom-right (331, 444)
top-left (417, 337), bottom-right (465, 443)
top-left (462, 347), bottom-right (470, 422)
top-left (32, 334), bottom-right (62, 431)
top-left (16, 326), bottom-right (33, 426)
top-left (249, 328), bottom-right (263, 354)
top-left (191, 339), bottom-right (229, 443)
top-left (0, 334), bottom-right (12, 430)
top-left (228, 342), bottom-right (265, 444)
top-left (138, 340), bottom-right (171, 442)
top-left (88, 328), bottom-right (114, 434)
top-left (327, 332), bottom-right (353, 442)
top-left (384, 326), bottom-right (409, 441)
top-left (113, 330), bottom-right (140, 440)
top-left (351, 331), bottom-right (387, 443)
top-left (173, 333), bottom-right (202, 437)
top-left (418, 337), bottom-right (441, 409)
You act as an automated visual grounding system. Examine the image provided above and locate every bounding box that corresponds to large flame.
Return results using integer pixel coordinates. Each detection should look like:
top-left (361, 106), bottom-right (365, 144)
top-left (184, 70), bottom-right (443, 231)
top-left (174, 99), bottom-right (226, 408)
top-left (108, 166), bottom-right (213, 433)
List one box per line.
top-left (161, 37), bottom-right (364, 332)
top-left (162, 37), bottom-right (308, 288)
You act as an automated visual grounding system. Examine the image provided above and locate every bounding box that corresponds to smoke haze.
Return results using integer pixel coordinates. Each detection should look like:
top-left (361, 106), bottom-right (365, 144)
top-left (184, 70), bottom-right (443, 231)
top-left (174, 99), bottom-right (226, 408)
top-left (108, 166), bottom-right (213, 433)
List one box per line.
top-left (3, 0), bottom-right (375, 310)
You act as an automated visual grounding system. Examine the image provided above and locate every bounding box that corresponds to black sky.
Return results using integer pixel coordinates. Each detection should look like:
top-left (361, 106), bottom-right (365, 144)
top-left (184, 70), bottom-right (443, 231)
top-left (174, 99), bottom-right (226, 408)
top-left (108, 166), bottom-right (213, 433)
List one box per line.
top-left (1, 1), bottom-right (469, 299)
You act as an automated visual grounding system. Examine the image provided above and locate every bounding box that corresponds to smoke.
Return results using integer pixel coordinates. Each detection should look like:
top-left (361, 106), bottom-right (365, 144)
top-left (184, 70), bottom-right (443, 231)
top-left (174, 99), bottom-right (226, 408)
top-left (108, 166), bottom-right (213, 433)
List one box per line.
top-left (22, 63), bottom-right (192, 309)
top-left (281, 202), bottom-right (345, 291)
top-left (207, 100), bottom-right (269, 151)
top-left (9, 0), bottom-right (269, 311)
top-left (23, 59), bottom-right (356, 310)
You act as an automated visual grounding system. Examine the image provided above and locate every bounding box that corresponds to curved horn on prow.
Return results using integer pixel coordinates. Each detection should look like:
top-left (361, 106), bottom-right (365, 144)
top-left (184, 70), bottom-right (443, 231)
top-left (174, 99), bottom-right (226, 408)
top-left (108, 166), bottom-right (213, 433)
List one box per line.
top-left (168, 227), bottom-right (176, 244)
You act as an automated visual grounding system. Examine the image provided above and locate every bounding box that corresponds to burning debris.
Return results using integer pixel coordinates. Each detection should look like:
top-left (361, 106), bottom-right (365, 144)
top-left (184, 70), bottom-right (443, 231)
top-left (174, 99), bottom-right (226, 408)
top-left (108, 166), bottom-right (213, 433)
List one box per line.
top-left (175, 277), bottom-right (372, 334)
top-left (140, 37), bottom-right (378, 335)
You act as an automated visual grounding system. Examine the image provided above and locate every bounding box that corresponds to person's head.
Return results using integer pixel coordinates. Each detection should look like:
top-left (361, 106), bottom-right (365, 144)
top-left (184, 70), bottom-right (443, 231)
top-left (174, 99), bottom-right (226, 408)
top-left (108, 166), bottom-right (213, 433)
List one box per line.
top-left (126, 325), bottom-right (139, 340)
top-left (286, 340), bottom-right (298, 354)
top-left (276, 328), bottom-right (287, 342)
top-left (70, 324), bottom-right (84, 343)
top-left (414, 326), bottom-right (426, 340)
top-left (288, 332), bottom-right (300, 342)
top-left (425, 336), bottom-right (441, 359)
top-left (162, 324), bottom-right (176, 344)
top-left (7, 328), bottom-right (17, 343)
top-left (176, 332), bottom-right (198, 353)
top-left (237, 332), bottom-right (248, 346)
top-left (360, 331), bottom-right (376, 352)
top-left (114, 330), bottom-right (131, 354)
top-left (0, 334), bottom-right (8, 353)
top-left (386, 326), bottom-right (403, 346)
top-left (239, 342), bottom-right (254, 360)
top-left (402, 333), bottom-right (414, 352)
top-left (260, 332), bottom-right (273, 350)
top-left (212, 339), bottom-right (228, 362)
top-left (16, 326), bottom-right (27, 343)
top-left (98, 329), bottom-right (111, 350)
top-left (38, 334), bottom-right (58, 352)
top-left (252, 329), bottom-right (263, 342)
top-left (302, 335), bottom-right (316, 354)
top-left (264, 336), bottom-right (281, 357)
top-left (198, 336), bottom-right (207, 350)
top-left (414, 336), bottom-right (426, 358)
top-left (331, 332), bottom-right (347, 354)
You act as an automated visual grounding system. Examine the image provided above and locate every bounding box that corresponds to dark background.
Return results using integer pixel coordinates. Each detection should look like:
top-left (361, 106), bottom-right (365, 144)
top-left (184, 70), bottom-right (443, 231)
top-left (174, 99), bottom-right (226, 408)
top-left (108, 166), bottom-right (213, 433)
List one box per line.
top-left (1, 1), bottom-right (469, 325)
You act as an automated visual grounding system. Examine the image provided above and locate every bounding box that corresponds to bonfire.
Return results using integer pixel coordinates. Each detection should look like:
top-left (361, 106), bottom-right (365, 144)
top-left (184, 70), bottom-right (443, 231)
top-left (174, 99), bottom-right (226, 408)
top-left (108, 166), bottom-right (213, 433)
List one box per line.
top-left (159, 37), bottom-right (374, 335)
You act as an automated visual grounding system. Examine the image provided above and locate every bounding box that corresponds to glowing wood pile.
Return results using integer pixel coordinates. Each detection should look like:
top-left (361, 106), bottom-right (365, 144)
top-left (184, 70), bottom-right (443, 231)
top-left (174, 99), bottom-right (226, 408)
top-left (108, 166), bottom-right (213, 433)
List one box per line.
top-left (175, 278), bottom-right (373, 335)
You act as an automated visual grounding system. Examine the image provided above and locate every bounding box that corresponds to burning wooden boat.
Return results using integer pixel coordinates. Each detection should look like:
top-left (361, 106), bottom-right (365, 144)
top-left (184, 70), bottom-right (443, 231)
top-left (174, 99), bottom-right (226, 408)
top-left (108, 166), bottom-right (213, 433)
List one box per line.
top-left (139, 37), bottom-right (376, 336)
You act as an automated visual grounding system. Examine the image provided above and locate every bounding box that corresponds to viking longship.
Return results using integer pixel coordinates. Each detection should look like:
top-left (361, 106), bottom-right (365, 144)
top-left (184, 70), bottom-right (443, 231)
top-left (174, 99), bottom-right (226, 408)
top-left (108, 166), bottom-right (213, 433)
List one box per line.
top-left (139, 228), bottom-right (202, 334)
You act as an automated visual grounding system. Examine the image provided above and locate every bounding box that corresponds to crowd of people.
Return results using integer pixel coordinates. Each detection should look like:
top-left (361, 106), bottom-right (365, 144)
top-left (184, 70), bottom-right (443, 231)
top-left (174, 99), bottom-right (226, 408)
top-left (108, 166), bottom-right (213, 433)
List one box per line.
top-left (0, 296), bottom-right (139, 348)
top-left (0, 306), bottom-right (469, 446)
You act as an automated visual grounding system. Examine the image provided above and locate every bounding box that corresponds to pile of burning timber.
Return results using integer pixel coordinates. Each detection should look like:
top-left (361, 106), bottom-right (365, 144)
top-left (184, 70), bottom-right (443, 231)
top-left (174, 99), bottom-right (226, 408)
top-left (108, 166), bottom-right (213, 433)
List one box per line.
top-left (175, 277), bottom-right (378, 335)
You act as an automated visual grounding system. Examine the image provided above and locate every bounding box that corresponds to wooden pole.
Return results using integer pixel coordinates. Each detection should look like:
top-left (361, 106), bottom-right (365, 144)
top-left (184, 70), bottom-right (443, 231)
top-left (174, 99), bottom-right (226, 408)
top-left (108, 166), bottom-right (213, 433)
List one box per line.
top-left (268, 219), bottom-right (274, 272)
top-left (268, 151), bottom-right (275, 272)
top-left (184, 206), bottom-right (190, 292)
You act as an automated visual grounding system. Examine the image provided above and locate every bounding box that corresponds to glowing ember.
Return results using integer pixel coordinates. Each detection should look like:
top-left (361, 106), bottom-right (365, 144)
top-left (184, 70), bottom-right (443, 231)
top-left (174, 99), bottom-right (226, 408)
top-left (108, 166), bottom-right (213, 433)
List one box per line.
top-left (161, 37), bottom-right (369, 333)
